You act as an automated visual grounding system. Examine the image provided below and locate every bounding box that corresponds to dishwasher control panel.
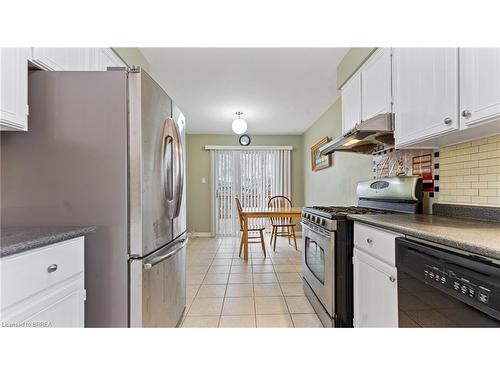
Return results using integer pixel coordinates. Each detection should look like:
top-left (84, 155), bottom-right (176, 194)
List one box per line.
top-left (423, 264), bottom-right (492, 305)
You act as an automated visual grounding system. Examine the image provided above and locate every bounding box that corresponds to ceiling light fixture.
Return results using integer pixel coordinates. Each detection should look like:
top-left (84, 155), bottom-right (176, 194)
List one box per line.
top-left (231, 111), bottom-right (247, 135)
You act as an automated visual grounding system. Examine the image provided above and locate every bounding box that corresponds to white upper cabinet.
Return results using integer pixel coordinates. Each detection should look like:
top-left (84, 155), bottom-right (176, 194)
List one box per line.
top-left (1, 48), bottom-right (30, 131)
top-left (460, 48), bottom-right (500, 128)
top-left (341, 71), bottom-right (362, 135)
top-left (31, 48), bottom-right (92, 71)
top-left (95, 48), bottom-right (127, 71)
top-left (393, 48), bottom-right (459, 147)
top-left (361, 48), bottom-right (392, 121)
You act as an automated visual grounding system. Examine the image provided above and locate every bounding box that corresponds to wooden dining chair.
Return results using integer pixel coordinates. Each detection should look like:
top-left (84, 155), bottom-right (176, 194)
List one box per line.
top-left (235, 197), bottom-right (266, 257)
top-left (268, 195), bottom-right (298, 251)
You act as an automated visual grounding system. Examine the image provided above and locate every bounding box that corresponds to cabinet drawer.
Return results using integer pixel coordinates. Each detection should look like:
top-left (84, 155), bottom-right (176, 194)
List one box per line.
top-left (353, 222), bottom-right (399, 266)
top-left (1, 237), bottom-right (84, 309)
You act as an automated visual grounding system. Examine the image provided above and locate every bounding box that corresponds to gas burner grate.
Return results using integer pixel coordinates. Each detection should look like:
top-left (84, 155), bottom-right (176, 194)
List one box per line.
top-left (309, 206), bottom-right (392, 215)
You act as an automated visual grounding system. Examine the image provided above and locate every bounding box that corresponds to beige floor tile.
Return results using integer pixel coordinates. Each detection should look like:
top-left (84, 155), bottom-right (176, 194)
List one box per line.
top-left (188, 298), bottom-right (224, 316)
top-left (255, 296), bottom-right (289, 315)
top-left (228, 273), bottom-right (253, 284)
top-left (273, 265), bottom-right (297, 273)
top-left (197, 284), bottom-right (227, 298)
top-left (182, 316), bottom-right (220, 328)
top-left (207, 265), bottom-right (231, 274)
top-left (251, 258), bottom-right (273, 265)
top-left (222, 297), bottom-right (255, 315)
top-left (230, 265), bottom-right (252, 274)
top-left (187, 273), bottom-right (206, 285)
top-left (285, 296), bottom-right (315, 314)
top-left (187, 284), bottom-right (201, 299)
top-left (256, 314), bottom-right (293, 328)
top-left (277, 272), bottom-right (303, 283)
top-left (214, 253), bottom-right (234, 259)
top-left (280, 282), bottom-right (305, 296)
top-left (219, 315), bottom-right (256, 328)
top-left (211, 258), bottom-right (232, 266)
top-left (271, 257), bottom-right (295, 265)
top-left (253, 283), bottom-right (283, 297)
top-left (291, 314), bottom-right (323, 328)
top-left (253, 273), bottom-right (278, 284)
top-left (252, 265), bottom-right (275, 273)
top-left (231, 258), bottom-right (252, 266)
top-left (187, 258), bottom-right (213, 266)
top-left (202, 273), bottom-right (229, 285)
top-left (225, 283), bottom-right (254, 297)
top-left (187, 265), bottom-right (209, 274)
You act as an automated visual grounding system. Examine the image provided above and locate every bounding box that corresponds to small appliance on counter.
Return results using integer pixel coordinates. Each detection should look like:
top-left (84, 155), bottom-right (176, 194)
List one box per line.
top-left (301, 176), bottom-right (423, 327)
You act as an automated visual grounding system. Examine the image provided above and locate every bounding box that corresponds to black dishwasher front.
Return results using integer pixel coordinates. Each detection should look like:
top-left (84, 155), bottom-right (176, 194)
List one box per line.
top-left (395, 237), bottom-right (500, 327)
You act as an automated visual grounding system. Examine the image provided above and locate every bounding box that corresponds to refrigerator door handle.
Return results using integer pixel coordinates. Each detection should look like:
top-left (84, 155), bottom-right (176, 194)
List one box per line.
top-left (173, 121), bottom-right (184, 219)
top-left (162, 134), bottom-right (174, 203)
top-left (161, 118), bottom-right (181, 219)
top-left (143, 237), bottom-right (188, 269)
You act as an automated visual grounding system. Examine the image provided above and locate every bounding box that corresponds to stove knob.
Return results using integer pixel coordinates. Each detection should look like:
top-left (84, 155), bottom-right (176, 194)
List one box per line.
top-left (321, 219), bottom-right (326, 226)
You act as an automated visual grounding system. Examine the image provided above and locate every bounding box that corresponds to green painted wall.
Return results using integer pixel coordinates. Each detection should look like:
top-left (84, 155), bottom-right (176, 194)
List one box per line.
top-left (302, 97), bottom-right (373, 206)
top-left (112, 48), bottom-right (150, 71)
top-left (186, 134), bottom-right (304, 233)
top-left (337, 47), bottom-right (377, 88)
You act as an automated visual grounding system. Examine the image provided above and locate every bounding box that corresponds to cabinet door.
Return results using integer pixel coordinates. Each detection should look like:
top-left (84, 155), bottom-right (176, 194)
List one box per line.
top-left (32, 48), bottom-right (91, 71)
top-left (460, 48), bottom-right (500, 128)
top-left (393, 48), bottom-right (459, 147)
top-left (353, 247), bottom-right (398, 327)
top-left (341, 72), bottom-right (362, 135)
top-left (2, 275), bottom-right (85, 328)
top-left (0, 48), bottom-right (29, 131)
top-left (361, 48), bottom-right (392, 121)
top-left (98, 48), bottom-right (127, 70)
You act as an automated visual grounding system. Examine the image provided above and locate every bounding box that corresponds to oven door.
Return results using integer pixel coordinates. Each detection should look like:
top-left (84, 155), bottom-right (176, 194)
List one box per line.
top-left (302, 222), bottom-right (334, 317)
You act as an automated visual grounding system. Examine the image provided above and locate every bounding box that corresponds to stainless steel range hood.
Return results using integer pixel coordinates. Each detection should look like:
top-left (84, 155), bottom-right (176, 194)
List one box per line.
top-left (319, 113), bottom-right (394, 155)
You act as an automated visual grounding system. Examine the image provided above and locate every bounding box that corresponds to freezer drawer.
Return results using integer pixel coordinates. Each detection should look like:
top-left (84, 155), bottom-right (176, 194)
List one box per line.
top-left (129, 236), bottom-right (187, 327)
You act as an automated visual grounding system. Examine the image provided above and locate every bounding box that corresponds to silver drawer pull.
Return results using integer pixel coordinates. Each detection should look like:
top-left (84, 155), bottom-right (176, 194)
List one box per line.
top-left (47, 264), bottom-right (58, 273)
top-left (366, 238), bottom-right (373, 244)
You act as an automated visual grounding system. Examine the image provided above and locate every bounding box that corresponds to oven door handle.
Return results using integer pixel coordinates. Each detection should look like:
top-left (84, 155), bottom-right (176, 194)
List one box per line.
top-left (302, 220), bottom-right (331, 238)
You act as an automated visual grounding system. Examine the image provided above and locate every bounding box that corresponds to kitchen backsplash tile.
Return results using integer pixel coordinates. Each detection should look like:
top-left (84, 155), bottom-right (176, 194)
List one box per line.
top-left (439, 135), bottom-right (500, 207)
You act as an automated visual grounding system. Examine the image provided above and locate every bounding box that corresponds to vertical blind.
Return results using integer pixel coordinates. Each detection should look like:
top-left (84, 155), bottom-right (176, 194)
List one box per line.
top-left (209, 148), bottom-right (291, 236)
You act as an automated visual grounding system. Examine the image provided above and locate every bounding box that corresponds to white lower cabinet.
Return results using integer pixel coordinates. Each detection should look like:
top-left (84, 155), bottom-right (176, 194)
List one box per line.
top-left (353, 222), bottom-right (398, 328)
top-left (1, 237), bottom-right (85, 328)
top-left (353, 248), bottom-right (398, 327)
top-left (0, 48), bottom-right (30, 131)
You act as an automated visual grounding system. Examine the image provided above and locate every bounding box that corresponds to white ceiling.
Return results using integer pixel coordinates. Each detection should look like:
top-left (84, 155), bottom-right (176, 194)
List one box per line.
top-left (140, 48), bottom-right (348, 135)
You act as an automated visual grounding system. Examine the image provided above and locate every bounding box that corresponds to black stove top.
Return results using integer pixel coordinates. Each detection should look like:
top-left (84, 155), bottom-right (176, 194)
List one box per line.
top-left (303, 205), bottom-right (394, 220)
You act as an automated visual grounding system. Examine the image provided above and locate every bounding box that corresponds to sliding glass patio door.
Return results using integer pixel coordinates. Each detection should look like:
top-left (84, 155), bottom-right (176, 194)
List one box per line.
top-left (209, 148), bottom-right (291, 236)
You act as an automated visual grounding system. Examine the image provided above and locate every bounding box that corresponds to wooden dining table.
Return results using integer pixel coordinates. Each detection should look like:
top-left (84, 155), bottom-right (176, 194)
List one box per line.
top-left (240, 207), bottom-right (303, 260)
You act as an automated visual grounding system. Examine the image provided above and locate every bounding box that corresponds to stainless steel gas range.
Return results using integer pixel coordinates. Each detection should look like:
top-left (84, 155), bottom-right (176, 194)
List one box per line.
top-left (301, 176), bottom-right (423, 328)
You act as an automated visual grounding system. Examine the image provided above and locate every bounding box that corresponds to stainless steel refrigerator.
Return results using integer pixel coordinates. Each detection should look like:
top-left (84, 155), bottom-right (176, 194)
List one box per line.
top-left (0, 68), bottom-right (187, 327)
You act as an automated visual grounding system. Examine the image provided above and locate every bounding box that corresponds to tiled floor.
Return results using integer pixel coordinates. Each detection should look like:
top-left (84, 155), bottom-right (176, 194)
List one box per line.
top-left (181, 235), bottom-right (322, 328)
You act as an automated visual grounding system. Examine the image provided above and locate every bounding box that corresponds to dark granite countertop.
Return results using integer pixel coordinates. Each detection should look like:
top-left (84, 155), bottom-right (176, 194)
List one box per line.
top-left (0, 226), bottom-right (96, 258)
top-left (348, 214), bottom-right (500, 261)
